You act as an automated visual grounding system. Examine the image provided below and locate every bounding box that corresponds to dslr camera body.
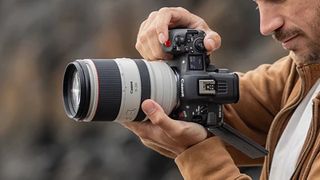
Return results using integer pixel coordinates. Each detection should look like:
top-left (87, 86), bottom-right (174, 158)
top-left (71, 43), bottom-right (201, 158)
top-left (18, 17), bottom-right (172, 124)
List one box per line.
top-left (163, 29), bottom-right (238, 126)
top-left (63, 29), bottom-right (267, 158)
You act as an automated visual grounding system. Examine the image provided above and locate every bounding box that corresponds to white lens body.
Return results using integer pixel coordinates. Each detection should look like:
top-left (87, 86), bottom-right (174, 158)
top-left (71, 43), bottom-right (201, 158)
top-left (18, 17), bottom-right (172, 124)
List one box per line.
top-left (76, 59), bottom-right (177, 122)
top-left (144, 60), bottom-right (177, 119)
top-left (114, 59), bottom-right (143, 122)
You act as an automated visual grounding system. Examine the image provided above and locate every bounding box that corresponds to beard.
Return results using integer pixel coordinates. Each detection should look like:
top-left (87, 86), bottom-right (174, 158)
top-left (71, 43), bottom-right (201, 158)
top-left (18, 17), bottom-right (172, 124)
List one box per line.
top-left (304, 6), bottom-right (320, 63)
top-left (272, 28), bottom-right (320, 64)
top-left (296, 50), bottom-right (320, 64)
top-left (271, 5), bottom-right (320, 64)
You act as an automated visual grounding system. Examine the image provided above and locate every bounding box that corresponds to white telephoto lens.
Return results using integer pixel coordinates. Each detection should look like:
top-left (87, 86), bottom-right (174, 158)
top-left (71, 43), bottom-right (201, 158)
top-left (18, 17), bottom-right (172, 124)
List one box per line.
top-left (67, 59), bottom-right (178, 122)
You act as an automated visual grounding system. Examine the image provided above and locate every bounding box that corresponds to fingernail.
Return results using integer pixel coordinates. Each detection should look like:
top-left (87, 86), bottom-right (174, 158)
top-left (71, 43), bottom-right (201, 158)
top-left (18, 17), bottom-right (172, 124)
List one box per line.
top-left (158, 33), bottom-right (166, 44)
top-left (142, 100), bottom-right (156, 115)
top-left (207, 39), bottom-right (216, 50)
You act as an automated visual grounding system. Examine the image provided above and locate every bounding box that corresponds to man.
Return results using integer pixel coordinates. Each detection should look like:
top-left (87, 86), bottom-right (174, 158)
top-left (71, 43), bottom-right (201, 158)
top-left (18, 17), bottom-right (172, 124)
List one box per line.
top-left (122, 0), bottom-right (320, 179)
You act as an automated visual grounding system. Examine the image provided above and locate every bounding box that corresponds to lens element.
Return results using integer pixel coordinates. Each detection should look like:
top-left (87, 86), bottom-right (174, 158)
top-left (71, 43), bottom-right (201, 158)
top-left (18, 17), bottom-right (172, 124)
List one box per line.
top-left (63, 61), bottom-right (91, 120)
top-left (70, 71), bottom-right (81, 112)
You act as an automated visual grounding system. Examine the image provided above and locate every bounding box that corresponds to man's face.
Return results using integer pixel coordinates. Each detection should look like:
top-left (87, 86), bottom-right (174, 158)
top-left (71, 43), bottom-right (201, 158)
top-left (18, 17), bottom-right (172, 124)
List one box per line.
top-left (255, 0), bottom-right (320, 63)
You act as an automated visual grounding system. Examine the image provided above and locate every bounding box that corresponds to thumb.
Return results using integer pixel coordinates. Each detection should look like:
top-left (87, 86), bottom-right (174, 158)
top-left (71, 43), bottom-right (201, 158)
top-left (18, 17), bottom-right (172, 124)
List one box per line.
top-left (203, 30), bottom-right (221, 53)
top-left (142, 99), bottom-right (181, 133)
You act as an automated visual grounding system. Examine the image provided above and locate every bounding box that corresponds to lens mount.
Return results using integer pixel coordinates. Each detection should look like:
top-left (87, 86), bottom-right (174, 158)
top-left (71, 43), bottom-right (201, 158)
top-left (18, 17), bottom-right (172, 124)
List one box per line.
top-left (63, 61), bottom-right (91, 120)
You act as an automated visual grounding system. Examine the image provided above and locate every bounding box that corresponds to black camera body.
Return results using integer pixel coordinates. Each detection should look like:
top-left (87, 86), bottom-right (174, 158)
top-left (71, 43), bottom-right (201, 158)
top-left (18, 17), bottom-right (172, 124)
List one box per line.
top-left (163, 29), bottom-right (239, 126)
top-left (163, 29), bottom-right (267, 158)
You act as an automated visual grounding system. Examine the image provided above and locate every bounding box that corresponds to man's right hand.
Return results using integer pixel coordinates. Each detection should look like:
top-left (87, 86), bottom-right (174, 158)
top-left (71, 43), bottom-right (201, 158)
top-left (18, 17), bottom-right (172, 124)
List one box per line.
top-left (135, 7), bottom-right (222, 60)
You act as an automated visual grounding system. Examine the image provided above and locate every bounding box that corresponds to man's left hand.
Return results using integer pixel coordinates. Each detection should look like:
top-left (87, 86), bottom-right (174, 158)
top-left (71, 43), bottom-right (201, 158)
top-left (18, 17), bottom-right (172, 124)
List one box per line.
top-left (121, 99), bottom-right (209, 159)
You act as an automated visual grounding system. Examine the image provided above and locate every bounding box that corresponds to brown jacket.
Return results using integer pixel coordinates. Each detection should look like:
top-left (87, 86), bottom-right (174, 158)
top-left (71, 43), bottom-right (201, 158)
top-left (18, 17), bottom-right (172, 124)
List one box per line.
top-left (175, 55), bottom-right (320, 179)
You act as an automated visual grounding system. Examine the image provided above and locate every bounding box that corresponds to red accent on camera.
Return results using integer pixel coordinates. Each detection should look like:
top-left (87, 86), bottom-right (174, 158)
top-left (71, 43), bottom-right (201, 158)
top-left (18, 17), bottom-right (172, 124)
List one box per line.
top-left (164, 40), bottom-right (171, 47)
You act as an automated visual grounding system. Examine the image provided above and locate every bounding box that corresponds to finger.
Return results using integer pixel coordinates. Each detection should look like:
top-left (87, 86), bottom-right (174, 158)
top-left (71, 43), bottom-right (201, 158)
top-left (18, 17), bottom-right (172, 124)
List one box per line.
top-left (190, 21), bottom-right (222, 53)
top-left (136, 12), bottom-right (159, 59)
top-left (136, 20), bottom-right (149, 59)
top-left (154, 7), bottom-right (172, 43)
top-left (138, 11), bottom-right (158, 37)
top-left (136, 37), bottom-right (171, 61)
top-left (203, 30), bottom-right (222, 53)
top-left (141, 99), bottom-right (185, 136)
top-left (136, 31), bottom-right (154, 60)
top-left (136, 19), bottom-right (148, 44)
top-left (144, 11), bottom-right (158, 29)
top-left (147, 18), bottom-right (175, 60)
top-left (146, 27), bottom-right (167, 60)
top-left (155, 7), bottom-right (199, 43)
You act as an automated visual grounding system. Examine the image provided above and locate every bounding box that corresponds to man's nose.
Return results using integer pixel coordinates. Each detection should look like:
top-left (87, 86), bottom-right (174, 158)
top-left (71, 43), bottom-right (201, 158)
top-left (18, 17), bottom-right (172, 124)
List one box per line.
top-left (259, 4), bottom-right (284, 36)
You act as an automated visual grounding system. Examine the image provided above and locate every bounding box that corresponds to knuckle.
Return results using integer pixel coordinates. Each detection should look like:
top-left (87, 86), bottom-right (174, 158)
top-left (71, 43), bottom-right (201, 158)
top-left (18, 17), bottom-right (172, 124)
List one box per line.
top-left (138, 33), bottom-right (148, 44)
top-left (148, 11), bottom-right (158, 19)
top-left (138, 20), bottom-right (147, 32)
top-left (140, 19), bottom-right (147, 28)
top-left (211, 33), bottom-right (222, 49)
top-left (158, 7), bottom-right (170, 13)
top-left (147, 26), bottom-right (157, 36)
top-left (176, 6), bottom-right (188, 13)
top-left (199, 19), bottom-right (207, 26)
top-left (214, 33), bottom-right (222, 42)
top-left (135, 41), bottom-right (141, 50)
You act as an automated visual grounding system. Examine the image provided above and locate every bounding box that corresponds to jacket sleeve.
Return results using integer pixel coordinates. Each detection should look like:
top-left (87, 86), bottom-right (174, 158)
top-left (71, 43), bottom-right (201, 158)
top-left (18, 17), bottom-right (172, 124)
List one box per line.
top-left (175, 137), bottom-right (252, 180)
top-left (174, 56), bottom-right (296, 179)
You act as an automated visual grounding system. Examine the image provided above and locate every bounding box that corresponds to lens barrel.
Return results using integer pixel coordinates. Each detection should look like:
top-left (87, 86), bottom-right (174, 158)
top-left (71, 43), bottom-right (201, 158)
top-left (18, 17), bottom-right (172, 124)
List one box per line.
top-left (63, 59), bottom-right (177, 122)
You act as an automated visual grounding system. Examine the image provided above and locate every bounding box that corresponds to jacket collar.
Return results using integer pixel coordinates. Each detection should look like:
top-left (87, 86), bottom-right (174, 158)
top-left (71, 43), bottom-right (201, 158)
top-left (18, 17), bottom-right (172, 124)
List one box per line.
top-left (288, 51), bottom-right (320, 91)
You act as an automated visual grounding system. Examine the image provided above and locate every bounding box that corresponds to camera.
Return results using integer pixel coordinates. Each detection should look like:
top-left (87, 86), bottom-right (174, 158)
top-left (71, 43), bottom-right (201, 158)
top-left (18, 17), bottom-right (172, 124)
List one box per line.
top-left (63, 29), bottom-right (267, 158)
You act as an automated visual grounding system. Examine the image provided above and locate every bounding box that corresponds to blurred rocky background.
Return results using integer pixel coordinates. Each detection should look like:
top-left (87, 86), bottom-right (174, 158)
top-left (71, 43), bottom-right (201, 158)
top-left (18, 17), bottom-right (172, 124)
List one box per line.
top-left (0, 0), bottom-right (287, 180)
